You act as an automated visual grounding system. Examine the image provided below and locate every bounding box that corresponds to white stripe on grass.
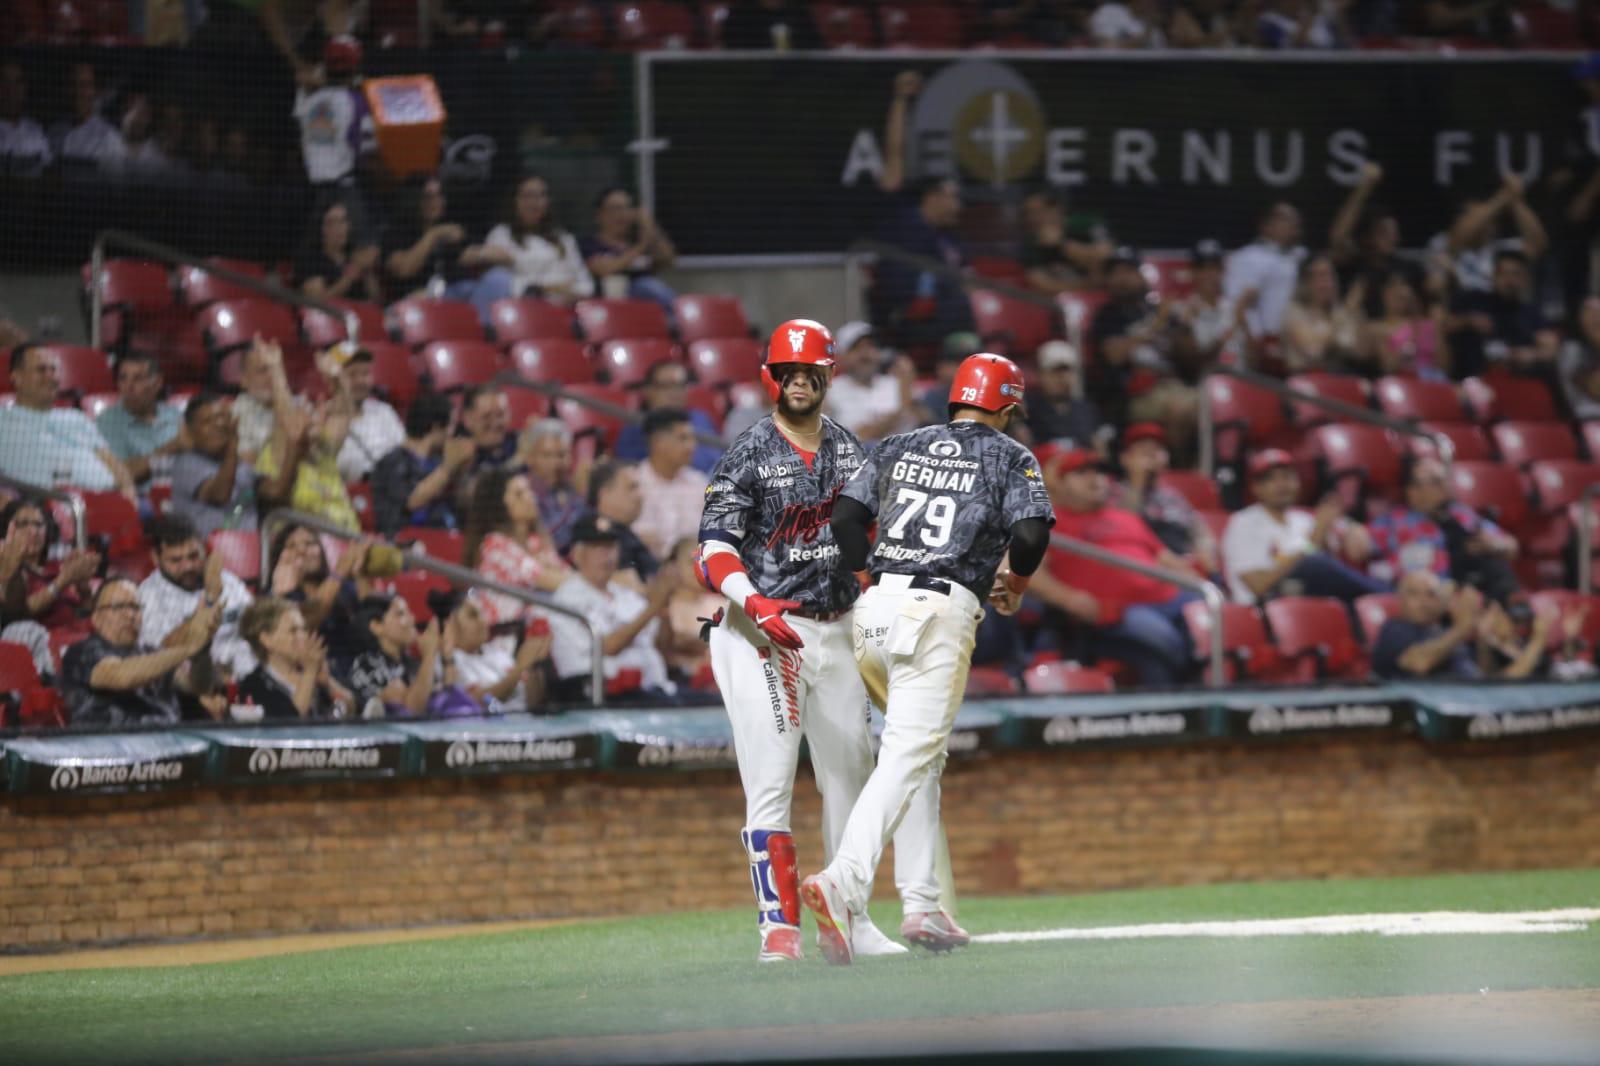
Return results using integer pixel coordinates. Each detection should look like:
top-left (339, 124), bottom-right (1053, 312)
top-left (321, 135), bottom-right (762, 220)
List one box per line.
top-left (973, 909), bottom-right (1600, 944)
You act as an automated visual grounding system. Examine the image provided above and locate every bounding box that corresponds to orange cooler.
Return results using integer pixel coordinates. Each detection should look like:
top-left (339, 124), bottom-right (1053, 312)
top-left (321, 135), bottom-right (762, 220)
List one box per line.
top-left (364, 76), bottom-right (447, 179)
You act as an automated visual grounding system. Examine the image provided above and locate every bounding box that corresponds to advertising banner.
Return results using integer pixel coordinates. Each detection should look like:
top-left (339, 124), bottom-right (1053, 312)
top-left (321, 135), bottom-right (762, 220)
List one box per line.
top-left (1211, 686), bottom-right (1407, 740)
top-left (395, 715), bottom-right (603, 776)
top-left (3, 732), bottom-right (210, 796)
top-left (206, 726), bottom-right (409, 785)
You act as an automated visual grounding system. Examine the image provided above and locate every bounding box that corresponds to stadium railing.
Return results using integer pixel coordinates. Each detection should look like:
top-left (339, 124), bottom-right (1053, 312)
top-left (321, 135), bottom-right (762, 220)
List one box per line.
top-left (0, 473), bottom-right (87, 554)
top-left (259, 508), bottom-right (607, 708)
top-left (1049, 531), bottom-right (1226, 688)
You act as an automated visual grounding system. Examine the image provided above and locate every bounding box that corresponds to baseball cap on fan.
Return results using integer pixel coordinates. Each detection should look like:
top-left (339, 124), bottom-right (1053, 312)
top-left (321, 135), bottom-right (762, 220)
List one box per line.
top-left (1248, 448), bottom-right (1295, 479)
top-left (1037, 341), bottom-right (1080, 371)
top-left (1035, 441), bottom-right (1108, 477)
top-left (569, 515), bottom-right (621, 545)
top-left (833, 321), bottom-right (875, 356)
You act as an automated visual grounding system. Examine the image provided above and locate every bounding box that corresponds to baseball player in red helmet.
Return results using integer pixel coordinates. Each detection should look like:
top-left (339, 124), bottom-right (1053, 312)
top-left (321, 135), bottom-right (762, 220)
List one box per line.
top-left (697, 319), bottom-right (950, 963)
top-left (800, 353), bottom-right (1054, 965)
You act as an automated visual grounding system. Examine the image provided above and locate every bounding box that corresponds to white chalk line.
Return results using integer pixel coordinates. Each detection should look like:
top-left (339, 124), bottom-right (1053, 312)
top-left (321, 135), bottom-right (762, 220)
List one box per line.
top-left (972, 908), bottom-right (1600, 944)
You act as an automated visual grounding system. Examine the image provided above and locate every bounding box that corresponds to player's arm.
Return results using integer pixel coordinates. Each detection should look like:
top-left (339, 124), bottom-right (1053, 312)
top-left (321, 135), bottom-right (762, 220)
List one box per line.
top-left (991, 450), bottom-right (1055, 614)
top-left (833, 445), bottom-right (883, 590)
top-left (697, 451), bottom-right (805, 650)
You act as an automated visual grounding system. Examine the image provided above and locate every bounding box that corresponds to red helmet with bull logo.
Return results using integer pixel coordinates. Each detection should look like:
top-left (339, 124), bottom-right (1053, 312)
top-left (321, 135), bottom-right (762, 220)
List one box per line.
top-left (949, 352), bottom-right (1026, 414)
top-left (764, 319), bottom-right (836, 371)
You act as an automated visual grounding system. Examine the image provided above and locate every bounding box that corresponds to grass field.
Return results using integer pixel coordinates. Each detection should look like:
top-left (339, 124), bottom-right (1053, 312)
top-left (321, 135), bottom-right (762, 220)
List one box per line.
top-left (3, 868), bottom-right (1598, 1065)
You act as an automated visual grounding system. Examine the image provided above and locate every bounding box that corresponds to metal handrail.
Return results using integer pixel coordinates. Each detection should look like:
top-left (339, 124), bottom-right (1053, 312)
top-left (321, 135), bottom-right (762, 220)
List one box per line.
top-left (1199, 366), bottom-right (1455, 477)
top-left (0, 474), bottom-right (88, 553)
top-left (89, 230), bottom-right (362, 350)
top-left (260, 509), bottom-right (606, 708)
top-left (1048, 532), bottom-right (1227, 688)
top-left (1580, 483), bottom-right (1600, 597)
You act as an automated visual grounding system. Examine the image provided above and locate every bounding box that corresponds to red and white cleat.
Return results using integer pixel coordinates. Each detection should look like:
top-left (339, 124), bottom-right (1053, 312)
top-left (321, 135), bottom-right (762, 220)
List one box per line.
top-left (758, 925), bottom-right (803, 963)
top-left (800, 874), bottom-right (854, 966)
top-left (900, 909), bottom-right (971, 952)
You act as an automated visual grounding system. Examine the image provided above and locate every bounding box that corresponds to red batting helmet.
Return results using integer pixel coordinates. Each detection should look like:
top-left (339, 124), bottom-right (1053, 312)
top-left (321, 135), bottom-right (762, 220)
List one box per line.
top-left (765, 319), bottom-right (836, 371)
top-left (949, 352), bottom-right (1026, 414)
top-left (324, 35), bottom-right (364, 76)
top-left (760, 365), bottom-right (780, 404)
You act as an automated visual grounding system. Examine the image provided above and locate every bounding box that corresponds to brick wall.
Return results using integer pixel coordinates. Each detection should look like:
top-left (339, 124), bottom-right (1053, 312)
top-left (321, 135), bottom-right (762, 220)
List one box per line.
top-left (5, 734), bottom-right (1600, 952)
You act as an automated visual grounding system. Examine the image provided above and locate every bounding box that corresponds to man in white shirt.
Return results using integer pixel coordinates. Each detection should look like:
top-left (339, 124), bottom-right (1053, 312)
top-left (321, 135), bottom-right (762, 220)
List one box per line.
top-left (1090, 0), bottom-right (1166, 46)
top-left (1223, 201), bottom-right (1305, 338)
top-left (0, 60), bottom-right (52, 179)
top-left (0, 345), bottom-right (131, 495)
top-left (631, 408), bottom-right (710, 561)
top-left (293, 37), bottom-right (375, 188)
top-left (138, 514), bottom-right (257, 679)
top-left (549, 516), bottom-right (675, 699)
top-left (823, 321), bottom-right (922, 443)
top-left (51, 62), bottom-right (124, 175)
top-left (1222, 449), bottom-right (1385, 605)
top-left (329, 346), bottom-right (405, 482)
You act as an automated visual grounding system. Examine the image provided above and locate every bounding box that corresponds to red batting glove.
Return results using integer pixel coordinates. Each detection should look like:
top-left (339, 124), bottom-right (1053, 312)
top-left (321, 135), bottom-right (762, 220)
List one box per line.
top-left (745, 593), bottom-right (805, 650)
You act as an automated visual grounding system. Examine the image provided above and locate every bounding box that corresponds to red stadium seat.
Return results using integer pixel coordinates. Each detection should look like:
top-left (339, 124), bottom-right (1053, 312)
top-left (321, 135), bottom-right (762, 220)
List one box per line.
top-left (1462, 375), bottom-right (1559, 423)
top-left (489, 298), bottom-right (577, 346)
top-left (1353, 593), bottom-right (1400, 652)
top-left (0, 640), bottom-right (63, 729)
top-left (614, 1), bottom-right (697, 48)
top-left (396, 528), bottom-right (464, 565)
top-left (1411, 422), bottom-right (1492, 462)
top-left (79, 491), bottom-right (148, 575)
top-left (968, 289), bottom-right (1055, 358)
top-left (300, 300), bottom-right (387, 349)
top-left (505, 388), bottom-right (551, 431)
top-left (969, 256), bottom-right (1030, 287)
top-left (688, 337), bottom-right (764, 387)
top-left (391, 298), bottom-right (484, 349)
top-left (964, 666), bottom-right (1018, 696)
top-left (811, 2), bottom-right (875, 48)
top-left (1158, 471), bottom-right (1222, 512)
top-left (1143, 256), bottom-right (1193, 301)
top-left (80, 391), bottom-right (118, 419)
top-left (879, 1), bottom-right (963, 46)
top-left (365, 342), bottom-right (420, 415)
top-left (1449, 461), bottom-right (1530, 532)
top-left (596, 338), bottom-right (679, 388)
top-left (207, 529), bottom-right (262, 584)
top-left (555, 383), bottom-right (633, 448)
top-left (391, 569), bottom-right (454, 623)
top-left (510, 338), bottom-right (595, 386)
top-left (1265, 597), bottom-right (1364, 681)
top-left (178, 259), bottom-right (266, 308)
top-left (1308, 423), bottom-right (1404, 497)
top-left (575, 298), bottom-right (672, 343)
top-left (1206, 374), bottom-right (1286, 447)
top-left (420, 341), bottom-right (505, 392)
top-left (347, 481), bottom-right (376, 533)
top-left (1492, 421), bottom-right (1578, 467)
top-left (684, 384), bottom-right (728, 430)
top-left (1528, 591), bottom-right (1600, 651)
top-left (549, 0), bottom-right (610, 47)
top-left (1286, 372), bottom-right (1370, 428)
top-left (1181, 601), bottom-right (1285, 683)
top-left (34, 345), bottom-right (114, 395)
top-left (86, 258), bottom-right (176, 345)
top-left (199, 299), bottom-right (303, 358)
top-left (1374, 375), bottom-right (1463, 423)
top-left (1528, 460), bottom-right (1600, 515)
top-left (1021, 662), bottom-right (1115, 694)
top-left (672, 294), bottom-right (750, 344)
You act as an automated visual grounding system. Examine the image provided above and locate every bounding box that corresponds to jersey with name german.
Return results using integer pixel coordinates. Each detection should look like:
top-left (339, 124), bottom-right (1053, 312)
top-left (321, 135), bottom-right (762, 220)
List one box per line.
top-left (842, 421), bottom-right (1052, 599)
top-left (699, 415), bottom-right (867, 612)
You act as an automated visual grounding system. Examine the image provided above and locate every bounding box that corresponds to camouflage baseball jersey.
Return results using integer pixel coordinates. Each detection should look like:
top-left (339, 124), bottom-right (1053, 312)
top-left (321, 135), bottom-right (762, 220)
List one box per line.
top-left (699, 415), bottom-right (867, 613)
top-left (841, 420), bottom-right (1053, 600)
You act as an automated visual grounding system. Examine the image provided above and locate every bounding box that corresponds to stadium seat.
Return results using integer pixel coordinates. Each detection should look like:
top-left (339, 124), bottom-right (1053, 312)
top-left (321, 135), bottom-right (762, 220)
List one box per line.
top-left (347, 481), bottom-right (376, 533)
top-left (964, 665), bottom-right (1018, 696)
top-left (364, 342), bottom-right (420, 415)
top-left (1158, 471), bottom-right (1222, 512)
top-left (1021, 661), bottom-right (1115, 694)
top-left (1143, 256), bottom-right (1193, 301)
top-left (1285, 372), bottom-right (1370, 427)
top-left (1411, 422), bottom-right (1492, 462)
top-left (80, 391), bottom-right (118, 419)
top-left (549, 0), bottom-right (611, 47)
top-left (1353, 593), bottom-right (1399, 652)
top-left (1525, 460), bottom-right (1600, 562)
top-left (420, 341), bottom-right (505, 392)
top-left (596, 338), bottom-right (679, 388)
top-left (1205, 374), bottom-right (1286, 450)
top-left (0, 641), bottom-right (62, 729)
top-left (672, 294), bottom-right (750, 344)
top-left (1462, 375), bottom-right (1559, 423)
top-left (968, 289), bottom-right (1055, 358)
top-left (396, 528), bottom-right (464, 565)
top-left (1308, 423), bottom-right (1404, 498)
top-left (811, 2), bottom-right (875, 47)
top-left (505, 388), bottom-right (551, 431)
top-left (391, 298), bottom-right (484, 349)
top-left (199, 299), bottom-right (303, 359)
top-left (86, 258), bottom-right (175, 345)
top-left (1181, 601), bottom-right (1284, 683)
top-left (178, 259), bottom-right (266, 307)
top-left (575, 298), bottom-right (671, 343)
top-left (879, 1), bottom-right (963, 46)
top-left (614, 1), bottom-right (697, 48)
top-left (510, 338), bottom-right (595, 386)
top-left (489, 298), bottom-right (577, 346)
top-left (207, 529), bottom-right (261, 584)
top-left (1492, 422), bottom-right (1578, 467)
top-left (79, 490), bottom-right (148, 575)
top-left (1449, 461), bottom-right (1529, 533)
top-left (301, 300), bottom-right (387, 349)
top-left (683, 384), bottom-right (728, 430)
top-left (969, 256), bottom-right (1030, 287)
top-left (391, 569), bottom-right (454, 623)
top-left (687, 338), bottom-right (764, 387)
top-left (555, 383), bottom-right (633, 448)
top-left (1374, 376), bottom-right (1464, 423)
top-left (37, 345), bottom-right (114, 395)
top-left (1264, 597), bottom-right (1364, 681)
top-left (1528, 591), bottom-right (1600, 651)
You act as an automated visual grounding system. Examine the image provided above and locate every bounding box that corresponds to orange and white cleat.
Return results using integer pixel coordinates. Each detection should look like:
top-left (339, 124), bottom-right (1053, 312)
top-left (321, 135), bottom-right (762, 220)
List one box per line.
top-left (800, 874), bottom-right (854, 966)
top-left (758, 924), bottom-right (803, 963)
top-left (900, 909), bottom-right (971, 952)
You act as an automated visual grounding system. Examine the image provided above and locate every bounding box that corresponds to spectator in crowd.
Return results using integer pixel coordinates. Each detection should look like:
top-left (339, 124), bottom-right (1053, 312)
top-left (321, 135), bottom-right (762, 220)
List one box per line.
top-left (138, 514), bottom-right (256, 681)
top-left (1024, 341), bottom-right (1101, 448)
top-left (1474, 598), bottom-right (1559, 680)
top-left (117, 93), bottom-right (175, 183)
top-left (0, 344), bottom-right (132, 496)
top-left (1559, 296), bottom-right (1600, 420)
top-left (823, 322), bottom-right (923, 442)
top-left (458, 384), bottom-right (517, 476)
top-left (1372, 571), bottom-right (1483, 680)
top-left (1282, 254), bottom-right (1364, 373)
top-left (254, 354), bottom-right (359, 533)
top-left (612, 361), bottom-right (723, 473)
top-left (1368, 456), bottom-right (1521, 605)
top-left (631, 409), bottom-right (711, 562)
top-left (0, 60), bottom-right (52, 179)
top-left (372, 393), bottom-right (471, 535)
top-left (0, 496), bottom-right (99, 673)
top-left (432, 587), bottom-right (551, 714)
top-left (237, 596), bottom-right (351, 719)
top-left (1419, 0), bottom-right (1523, 46)
top-left (484, 174), bottom-right (595, 303)
top-left (1089, 248), bottom-right (1199, 453)
top-left (50, 62), bottom-right (123, 177)
top-left (342, 594), bottom-right (442, 718)
top-left (721, 0), bottom-right (824, 49)
top-left (1256, 0), bottom-right (1351, 48)
top-left (97, 355), bottom-right (187, 487)
top-left (1224, 200), bottom-right (1305, 340)
top-left (463, 468), bottom-right (569, 628)
top-left (331, 346), bottom-right (405, 483)
top-left (1431, 175), bottom-right (1549, 295)
top-left (657, 537), bottom-right (721, 692)
top-left (1168, 0), bottom-right (1241, 46)
top-left (1027, 447), bottom-right (1200, 687)
top-left (383, 175), bottom-right (514, 324)
top-left (1327, 162), bottom-right (1427, 310)
top-left (231, 337), bottom-right (303, 465)
top-left (293, 36), bottom-right (375, 219)
top-left (517, 419), bottom-right (585, 551)
top-left (1222, 449), bottom-right (1384, 605)
top-left (296, 200), bottom-right (380, 302)
top-left (581, 187), bottom-right (678, 311)
top-left (548, 516), bottom-right (676, 701)
top-left (1019, 189), bottom-right (1110, 295)
top-left (61, 580), bottom-right (220, 726)
top-left (1112, 423), bottom-right (1219, 574)
top-left (918, 335), bottom-right (979, 428)
top-left (1173, 239), bottom-right (1247, 370)
top-left (1090, 0), bottom-right (1167, 45)
top-left (170, 392), bottom-right (256, 540)
top-left (266, 524), bottom-right (375, 660)
top-left (1367, 271), bottom-right (1449, 379)
top-left (1447, 249), bottom-right (1558, 380)
top-left (584, 459), bottom-right (658, 584)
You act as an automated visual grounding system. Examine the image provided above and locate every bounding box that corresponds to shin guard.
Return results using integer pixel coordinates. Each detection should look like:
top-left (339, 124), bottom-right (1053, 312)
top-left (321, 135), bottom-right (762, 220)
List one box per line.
top-left (741, 827), bottom-right (800, 932)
